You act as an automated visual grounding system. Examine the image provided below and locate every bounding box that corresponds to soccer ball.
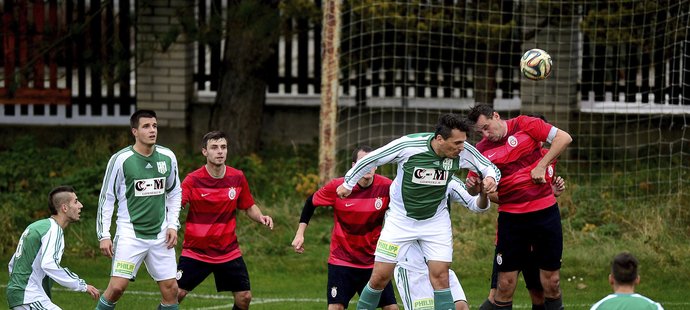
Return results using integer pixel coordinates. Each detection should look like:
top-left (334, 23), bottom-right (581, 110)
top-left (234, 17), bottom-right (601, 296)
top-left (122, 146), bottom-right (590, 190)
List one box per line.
top-left (520, 49), bottom-right (552, 80)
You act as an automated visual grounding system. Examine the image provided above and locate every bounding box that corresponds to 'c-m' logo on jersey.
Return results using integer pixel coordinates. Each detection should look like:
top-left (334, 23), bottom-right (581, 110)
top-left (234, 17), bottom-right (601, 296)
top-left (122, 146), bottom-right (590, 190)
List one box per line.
top-left (412, 168), bottom-right (448, 186)
top-left (134, 177), bottom-right (166, 197)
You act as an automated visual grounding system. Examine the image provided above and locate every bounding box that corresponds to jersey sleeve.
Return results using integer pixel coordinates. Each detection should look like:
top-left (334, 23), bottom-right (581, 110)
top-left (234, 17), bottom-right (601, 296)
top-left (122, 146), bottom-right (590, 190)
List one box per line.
top-left (342, 136), bottom-right (410, 190)
top-left (447, 177), bottom-right (490, 213)
top-left (97, 153), bottom-right (122, 241)
top-left (461, 142), bottom-right (501, 184)
top-left (41, 228), bottom-right (87, 292)
top-left (165, 153), bottom-right (182, 230)
top-left (237, 172), bottom-right (256, 210)
top-left (518, 116), bottom-right (555, 143)
top-left (181, 174), bottom-right (192, 210)
top-left (311, 179), bottom-right (340, 206)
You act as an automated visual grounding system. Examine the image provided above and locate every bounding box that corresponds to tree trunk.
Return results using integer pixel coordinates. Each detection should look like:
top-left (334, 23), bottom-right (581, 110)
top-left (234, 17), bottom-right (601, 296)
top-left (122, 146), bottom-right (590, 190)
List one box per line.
top-left (209, 0), bottom-right (279, 155)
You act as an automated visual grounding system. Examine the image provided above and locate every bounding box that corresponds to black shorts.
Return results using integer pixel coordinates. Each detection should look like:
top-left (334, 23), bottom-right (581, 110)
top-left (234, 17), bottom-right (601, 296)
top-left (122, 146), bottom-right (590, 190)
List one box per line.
top-left (177, 255), bottom-right (251, 292)
top-left (490, 247), bottom-right (543, 290)
top-left (495, 203), bottom-right (563, 272)
top-left (327, 264), bottom-right (397, 308)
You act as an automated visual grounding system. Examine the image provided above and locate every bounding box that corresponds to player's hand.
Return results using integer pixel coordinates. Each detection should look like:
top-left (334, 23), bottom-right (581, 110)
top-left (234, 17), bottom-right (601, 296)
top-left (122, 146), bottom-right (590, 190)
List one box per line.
top-left (465, 176), bottom-right (481, 195)
top-left (165, 228), bottom-right (178, 249)
top-left (291, 235), bottom-right (305, 254)
top-left (260, 215), bottom-right (274, 230)
top-left (531, 166), bottom-right (547, 184)
top-left (99, 239), bottom-right (113, 258)
top-left (336, 184), bottom-right (352, 199)
top-left (85, 285), bottom-right (100, 300)
top-left (482, 176), bottom-right (498, 193)
top-left (552, 176), bottom-right (566, 197)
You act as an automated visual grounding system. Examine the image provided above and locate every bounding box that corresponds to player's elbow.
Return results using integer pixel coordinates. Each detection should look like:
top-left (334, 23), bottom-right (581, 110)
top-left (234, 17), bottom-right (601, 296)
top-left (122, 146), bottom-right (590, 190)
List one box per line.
top-left (558, 130), bottom-right (573, 146)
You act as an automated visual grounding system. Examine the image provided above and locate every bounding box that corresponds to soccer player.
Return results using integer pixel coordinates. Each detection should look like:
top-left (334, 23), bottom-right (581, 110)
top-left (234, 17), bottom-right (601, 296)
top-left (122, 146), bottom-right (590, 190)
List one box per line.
top-left (394, 177), bottom-right (491, 310)
top-left (467, 104), bottom-right (572, 310)
top-left (590, 252), bottom-right (664, 310)
top-left (96, 110), bottom-right (182, 310)
top-left (337, 114), bottom-right (501, 310)
top-left (291, 146), bottom-right (398, 310)
top-left (176, 131), bottom-right (273, 310)
top-left (7, 186), bottom-right (100, 310)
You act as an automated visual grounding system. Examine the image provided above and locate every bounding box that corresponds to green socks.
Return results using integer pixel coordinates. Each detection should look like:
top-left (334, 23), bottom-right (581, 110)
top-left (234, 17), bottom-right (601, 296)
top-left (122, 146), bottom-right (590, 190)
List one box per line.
top-left (356, 282), bottom-right (383, 310)
top-left (96, 296), bottom-right (116, 310)
top-left (157, 303), bottom-right (179, 310)
top-left (433, 288), bottom-right (454, 310)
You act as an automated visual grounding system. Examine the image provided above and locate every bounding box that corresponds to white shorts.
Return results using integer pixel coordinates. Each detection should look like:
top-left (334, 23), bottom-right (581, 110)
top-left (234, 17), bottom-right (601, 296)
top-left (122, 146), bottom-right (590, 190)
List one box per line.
top-left (12, 299), bottom-right (60, 310)
top-left (394, 267), bottom-right (466, 310)
top-left (111, 235), bottom-right (177, 281)
top-left (375, 212), bottom-right (453, 263)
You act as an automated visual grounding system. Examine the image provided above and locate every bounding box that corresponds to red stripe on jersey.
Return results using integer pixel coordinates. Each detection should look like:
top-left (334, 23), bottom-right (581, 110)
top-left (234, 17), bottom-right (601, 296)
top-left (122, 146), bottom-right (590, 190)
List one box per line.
top-left (180, 166), bottom-right (256, 263)
top-left (475, 116), bottom-right (556, 213)
top-left (312, 175), bottom-right (392, 268)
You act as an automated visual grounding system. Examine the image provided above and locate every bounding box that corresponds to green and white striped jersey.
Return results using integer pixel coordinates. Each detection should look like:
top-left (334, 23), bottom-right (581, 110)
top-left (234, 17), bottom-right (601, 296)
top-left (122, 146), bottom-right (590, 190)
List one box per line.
top-left (7, 218), bottom-right (87, 308)
top-left (343, 133), bottom-right (500, 220)
top-left (97, 145), bottom-right (182, 240)
top-left (590, 293), bottom-right (664, 310)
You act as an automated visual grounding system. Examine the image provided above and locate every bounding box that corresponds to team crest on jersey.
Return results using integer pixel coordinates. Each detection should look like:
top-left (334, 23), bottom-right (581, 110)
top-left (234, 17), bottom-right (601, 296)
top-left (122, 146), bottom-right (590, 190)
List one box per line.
top-left (442, 158), bottom-right (453, 170)
top-left (176, 270), bottom-right (183, 280)
top-left (496, 253), bottom-right (503, 265)
top-left (374, 197), bottom-right (383, 210)
top-left (330, 286), bottom-right (338, 298)
top-left (228, 187), bottom-right (237, 200)
top-left (157, 161), bottom-right (167, 174)
top-left (412, 168), bottom-right (448, 186)
top-left (508, 135), bottom-right (518, 147)
top-left (547, 165), bottom-right (554, 177)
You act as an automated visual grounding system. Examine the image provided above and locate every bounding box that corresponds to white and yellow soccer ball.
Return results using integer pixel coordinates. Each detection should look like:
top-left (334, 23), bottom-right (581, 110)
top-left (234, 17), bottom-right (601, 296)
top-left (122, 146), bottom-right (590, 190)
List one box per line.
top-left (520, 49), bottom-right (552, 80)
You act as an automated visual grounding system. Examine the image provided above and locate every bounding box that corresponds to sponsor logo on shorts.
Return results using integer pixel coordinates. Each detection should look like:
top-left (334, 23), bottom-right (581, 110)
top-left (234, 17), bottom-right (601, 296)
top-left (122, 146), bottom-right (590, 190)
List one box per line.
top-left (114, 260), bottom-right (135, 276)
top-left (176, 270), bottom-right (183, 280)
top-left (374, 197), bottom-right (383, 210)
top-left (375, 240), bottom-right (400, 259)
top-left (228, 187), bottom-right (237, 200)
top-left (413, 298), bottom-right (434, 310)
top-left (496, 253), bottom-right (503, 266)
top-left (412, 168), bottom-right (448, 186)
top-left (134, 177), bottom-right (165, 197)
top-left (508, 135), bottom-right (518, 147)
top-left (157, 161), bottom-right (167, 174)
top-left (330, 286), bottom-right (338, 298)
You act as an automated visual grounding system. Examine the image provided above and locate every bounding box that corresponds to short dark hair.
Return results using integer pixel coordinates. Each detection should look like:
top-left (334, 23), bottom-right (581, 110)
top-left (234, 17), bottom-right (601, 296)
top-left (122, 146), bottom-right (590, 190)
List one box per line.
top-left (467, 104), bottom-right (495, 123)
top-left (351, 145), bottom-right (373, 162)
top-left (48, 186), bottom-right (75, 215)
top-left (611, 252), bottom-right (639, 284)
top-left (130, 110), bottom-right (157, 129)
top-left (201, 131), bottom-right (228, 149)
top-left (434, 114), bottom-right (471, 139)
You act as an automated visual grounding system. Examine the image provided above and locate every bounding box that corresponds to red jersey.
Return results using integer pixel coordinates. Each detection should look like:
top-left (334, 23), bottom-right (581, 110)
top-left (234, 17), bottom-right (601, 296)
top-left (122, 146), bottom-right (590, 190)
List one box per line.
top-left (312, 175), bottom-right (392, 269)
top-left (180, 166), bottom-right (255, 263)
top-left (471, 115), bottom-right (557, 213)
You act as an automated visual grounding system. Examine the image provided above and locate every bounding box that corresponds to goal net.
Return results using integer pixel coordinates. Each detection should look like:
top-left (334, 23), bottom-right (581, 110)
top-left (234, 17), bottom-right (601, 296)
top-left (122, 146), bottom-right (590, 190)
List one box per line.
top-left (332, 0), bottom-right (689, 203)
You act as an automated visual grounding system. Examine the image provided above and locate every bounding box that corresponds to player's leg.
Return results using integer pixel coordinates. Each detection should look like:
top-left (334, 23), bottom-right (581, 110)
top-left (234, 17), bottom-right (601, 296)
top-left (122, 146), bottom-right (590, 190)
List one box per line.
top-left (326, 264), bottom-right (358, 310)
top-left (145, 237), bottom-right (179, 308)
top-left (176, 256), bottom-right (214, 302)
top-left (377, 281), bottom-right (399, 310)
top-left (533, 204), bottom-right (564, 310)
top-left (97, 236), bottom-right (146, 309)
top-left (521, 250), bottom-right (545, 310)
top-left (478, 247), bottom-right (500, 310)
top-left (448, 270), bottom-right (468, 310)
top-left (494, 211), bottom-right (530, 309)
top-left (357, 261), bottom-right (396, 310)
top-left (212, 256), bottom-right (252, 310)
top-left (393, 264), bottom-right (434, 310)
top-left (419, 214), bottom-right (454, 310)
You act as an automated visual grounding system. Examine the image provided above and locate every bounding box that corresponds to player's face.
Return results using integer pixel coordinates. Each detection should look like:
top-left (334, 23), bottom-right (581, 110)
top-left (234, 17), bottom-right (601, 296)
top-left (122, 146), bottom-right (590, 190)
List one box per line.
top-left (475, 112), bottom-right (504, 142)
top-left (64, 193), bottom-right (83, 223)
top-left (203, 138), bottom-right (228, 167)
top-left (437, 129), bottom-right (466, 158)
top-left (353, 150), bottom-right (376, 180)
top-left (132, 117), bottom-right (158, 146)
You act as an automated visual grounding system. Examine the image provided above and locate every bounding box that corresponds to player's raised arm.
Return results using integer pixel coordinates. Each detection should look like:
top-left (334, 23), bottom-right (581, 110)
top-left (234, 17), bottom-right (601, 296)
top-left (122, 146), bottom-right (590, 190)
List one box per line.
top-left (447, 176), bottom-right (491, 213)
top-left (460, 142), bottom-right (500, 193)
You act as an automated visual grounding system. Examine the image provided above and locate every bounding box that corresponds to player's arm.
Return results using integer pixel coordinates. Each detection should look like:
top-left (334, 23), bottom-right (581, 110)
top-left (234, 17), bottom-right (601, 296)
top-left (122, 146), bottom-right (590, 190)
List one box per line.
top-left (337, 137), bottom-right (410, 197)
top-left (163, 154), bottom-right (182, 249)
top-left (447, 177), bottom-right (490, 213)
top-left (461, 143), bottom-right (501, 193)
top-left (40, 230), bottom-right (88, 292)
top-left (243, 204), bottom-right (274, 229)
top-left (292, 194), bottom-right (317, 254)
top-left (97, 154), bottom-right (122, 257)
top-left (532, 128), bottom-right (572, 183)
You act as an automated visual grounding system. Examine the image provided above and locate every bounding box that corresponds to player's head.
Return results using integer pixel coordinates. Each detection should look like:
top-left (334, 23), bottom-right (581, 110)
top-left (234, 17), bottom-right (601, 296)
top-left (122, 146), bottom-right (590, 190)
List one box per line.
top-left (202, 131), bottom-right (228, 167)
top-left (468, 104), bottom-right (504, 142)
top-left (433, 113), bottom-right (470, 158)
top-left (130, 110), bottom-right (158, 146)
top-left (352, 145), bottom-right (375, 181)
top-left (609, 252), bottom-right (640, 286)
top-left (48, 186), bottom-right (83, 222)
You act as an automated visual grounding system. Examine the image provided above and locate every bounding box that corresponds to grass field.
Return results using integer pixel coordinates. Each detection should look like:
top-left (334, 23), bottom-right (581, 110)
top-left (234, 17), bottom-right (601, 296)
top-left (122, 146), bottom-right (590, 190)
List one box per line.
top-left (1, 198), bottom-right (688, 310)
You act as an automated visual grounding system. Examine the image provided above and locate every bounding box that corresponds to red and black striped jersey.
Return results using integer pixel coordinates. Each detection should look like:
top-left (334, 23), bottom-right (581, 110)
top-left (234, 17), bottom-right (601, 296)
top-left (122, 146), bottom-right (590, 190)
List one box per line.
top-left (180, 166), bottom-right (255, 263)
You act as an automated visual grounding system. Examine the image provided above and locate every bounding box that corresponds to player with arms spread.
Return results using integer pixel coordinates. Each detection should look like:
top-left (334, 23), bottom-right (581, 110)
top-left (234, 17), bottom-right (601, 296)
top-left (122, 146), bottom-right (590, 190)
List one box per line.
top-left (292, 146), bottom-right (398, 310)
top-left (96, 110), bottom-right (182, 310)
top-left (467, 104), bottom-right (572, 310)
top-left (337, 114), bottom-right (500, 310)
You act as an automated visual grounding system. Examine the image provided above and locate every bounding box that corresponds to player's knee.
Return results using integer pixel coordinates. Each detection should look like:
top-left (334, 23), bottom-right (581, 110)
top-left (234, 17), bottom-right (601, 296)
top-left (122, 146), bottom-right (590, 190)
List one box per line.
top-left (455, 300), bottom-right (469, 310)
top-left (105, 284), bottom-right (127, 301)
top-left (496, 273), bottom-right (518, 294)
top-left (235, 290), bottom-right (252, 308)
top-left (541, 272), bottom-right (561, 296)
top-left (177, 289), bottom-right (188, 303)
